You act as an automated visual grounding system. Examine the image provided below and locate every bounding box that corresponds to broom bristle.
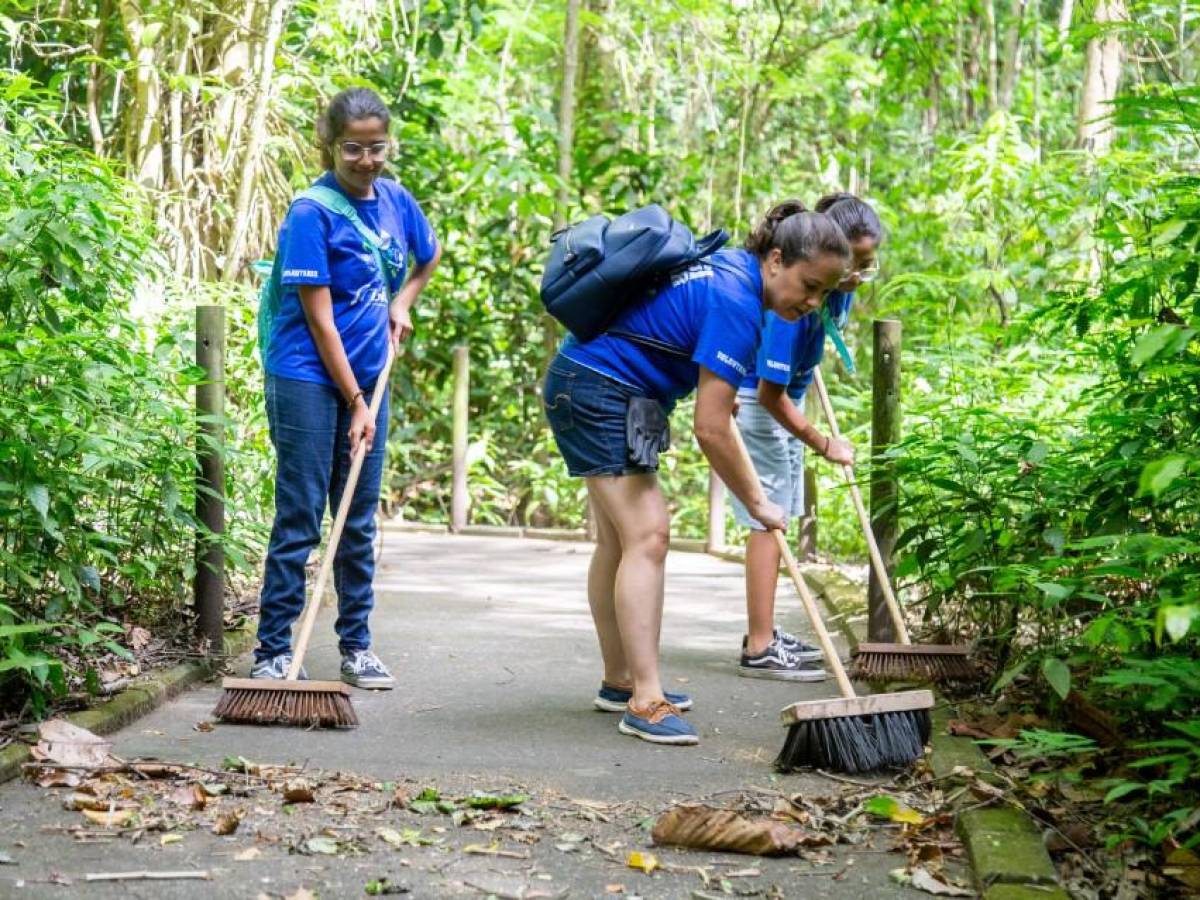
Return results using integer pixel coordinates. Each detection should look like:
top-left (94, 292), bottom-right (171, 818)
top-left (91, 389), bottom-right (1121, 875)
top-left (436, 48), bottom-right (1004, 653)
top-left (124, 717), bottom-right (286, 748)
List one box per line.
top-left (776, 691), bottom-right (933, 775)
top-left (850, 645), bottom-right (975, 683)
top-left (213, 682), bottom-right (357, 729)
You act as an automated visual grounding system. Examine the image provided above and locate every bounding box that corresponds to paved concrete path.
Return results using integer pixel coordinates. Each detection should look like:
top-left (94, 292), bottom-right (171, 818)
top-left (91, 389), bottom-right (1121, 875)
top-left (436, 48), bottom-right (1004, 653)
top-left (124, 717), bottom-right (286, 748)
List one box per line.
top-left (0, 532), bottom-right (924, 899)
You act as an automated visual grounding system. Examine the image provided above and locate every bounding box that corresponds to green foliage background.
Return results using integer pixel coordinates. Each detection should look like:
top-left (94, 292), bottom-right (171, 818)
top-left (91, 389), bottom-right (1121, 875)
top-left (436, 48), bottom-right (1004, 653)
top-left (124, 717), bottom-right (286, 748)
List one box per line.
top-left (0, 0), bottom-right (1197, 851)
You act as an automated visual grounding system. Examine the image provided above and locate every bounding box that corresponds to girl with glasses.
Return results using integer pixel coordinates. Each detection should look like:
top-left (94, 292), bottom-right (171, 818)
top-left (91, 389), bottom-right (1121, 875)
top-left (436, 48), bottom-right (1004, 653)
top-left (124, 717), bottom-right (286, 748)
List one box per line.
top-left (252, 87), bottom-right (441, 691)
top-left (730, 193), bottom-right (883, 681)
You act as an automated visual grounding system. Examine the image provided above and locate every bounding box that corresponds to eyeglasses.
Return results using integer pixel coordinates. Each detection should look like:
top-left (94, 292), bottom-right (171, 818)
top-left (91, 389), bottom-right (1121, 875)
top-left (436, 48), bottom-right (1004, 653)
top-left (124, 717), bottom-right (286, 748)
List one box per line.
top-left (849, 264), bottom-right (880, 283)
top-left (338, 141), bottom-right (391, 162)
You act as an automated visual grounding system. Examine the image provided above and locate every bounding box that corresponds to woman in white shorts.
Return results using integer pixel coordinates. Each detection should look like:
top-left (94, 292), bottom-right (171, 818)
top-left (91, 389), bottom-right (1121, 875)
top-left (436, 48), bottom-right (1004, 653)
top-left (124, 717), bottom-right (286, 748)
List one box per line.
top-left (730, 194), bottom-right (883, 680)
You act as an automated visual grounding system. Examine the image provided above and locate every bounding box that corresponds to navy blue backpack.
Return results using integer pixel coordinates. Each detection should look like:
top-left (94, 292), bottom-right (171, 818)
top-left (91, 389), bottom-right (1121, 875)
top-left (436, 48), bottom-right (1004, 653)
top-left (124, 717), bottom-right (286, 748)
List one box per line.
top-left (539, 204), bottom-right (729, 342)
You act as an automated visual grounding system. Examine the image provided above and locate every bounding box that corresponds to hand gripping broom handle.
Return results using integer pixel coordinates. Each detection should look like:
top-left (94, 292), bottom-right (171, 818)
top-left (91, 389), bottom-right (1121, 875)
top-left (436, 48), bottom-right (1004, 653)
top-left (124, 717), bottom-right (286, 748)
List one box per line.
top-left (287, 346), bottom-right (396, 680)
top-left (811, 366), bottom-right (911, 644)
top-left (728, 420), bottom-right (857, 699)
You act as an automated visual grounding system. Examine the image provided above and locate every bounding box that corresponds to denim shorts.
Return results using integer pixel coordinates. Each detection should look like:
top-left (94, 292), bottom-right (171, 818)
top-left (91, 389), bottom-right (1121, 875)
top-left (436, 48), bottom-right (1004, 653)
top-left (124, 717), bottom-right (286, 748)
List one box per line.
top-left (543, 354), bottom-right (658, 477)
top-left (729, 393), bottom-right (805, 531)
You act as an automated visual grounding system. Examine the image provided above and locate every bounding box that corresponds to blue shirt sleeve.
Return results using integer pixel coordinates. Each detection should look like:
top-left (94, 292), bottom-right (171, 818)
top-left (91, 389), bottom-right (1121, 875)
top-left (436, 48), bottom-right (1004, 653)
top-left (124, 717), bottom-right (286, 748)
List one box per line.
top-left (400, 188), bottom-right (438, 266)
top-left (756, 311), bottom-right (800, 387)
top-left (278, 200), bottom-right (331, 286)
top-left (692, 294), bottom-right (760, 388)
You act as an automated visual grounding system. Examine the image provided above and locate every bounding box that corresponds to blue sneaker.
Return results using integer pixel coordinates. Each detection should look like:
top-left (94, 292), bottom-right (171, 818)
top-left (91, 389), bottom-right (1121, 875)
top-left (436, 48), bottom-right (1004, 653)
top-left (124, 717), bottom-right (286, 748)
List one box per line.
top-left (618, 700), bottom-right (699, 745)
top-left (594, 682), bottom-right (693, 713)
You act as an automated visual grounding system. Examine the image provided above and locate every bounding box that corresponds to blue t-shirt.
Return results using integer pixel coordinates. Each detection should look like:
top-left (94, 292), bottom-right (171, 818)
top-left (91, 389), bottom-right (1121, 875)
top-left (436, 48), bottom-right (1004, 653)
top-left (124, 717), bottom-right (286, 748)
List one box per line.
top-left (740, 290), bottom-right (854, 399)
top-left (561, 249), bottom-right (764, 407)
top-left (266, 171), bottom-right (438, 387)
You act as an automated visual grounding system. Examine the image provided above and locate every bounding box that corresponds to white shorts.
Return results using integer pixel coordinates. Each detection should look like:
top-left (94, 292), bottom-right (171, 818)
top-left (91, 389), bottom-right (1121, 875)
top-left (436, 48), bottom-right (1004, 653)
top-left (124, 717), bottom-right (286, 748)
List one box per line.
top-left (729, 394), bottom-right (805, 531)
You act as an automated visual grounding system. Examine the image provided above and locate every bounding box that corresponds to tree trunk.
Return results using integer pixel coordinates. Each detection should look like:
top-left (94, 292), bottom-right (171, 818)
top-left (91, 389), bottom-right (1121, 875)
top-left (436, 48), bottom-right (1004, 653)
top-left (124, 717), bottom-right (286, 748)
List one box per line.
top-left (86, 1), bottom-right (108, 155)
top-left (554, 0), bottom-right (582, 231)
top-left (1077, 0), bottom-right (1126, 155)
top-left (998, 0), bottom-right (1028, 110)
top-left (222, 0), bottom-right (290, 281)
top-left (983, 0), bottom-right (1000, 112)
top-left (119, 0), bottom-right (164, 188)
top-left (1058, 0), bottom-right (1074, 39)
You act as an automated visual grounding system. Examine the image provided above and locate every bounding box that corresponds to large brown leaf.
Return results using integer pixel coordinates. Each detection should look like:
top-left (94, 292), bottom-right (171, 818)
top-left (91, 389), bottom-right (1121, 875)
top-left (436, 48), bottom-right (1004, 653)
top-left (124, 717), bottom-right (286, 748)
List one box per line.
top-left (651, 805), bottom-right (807, 856)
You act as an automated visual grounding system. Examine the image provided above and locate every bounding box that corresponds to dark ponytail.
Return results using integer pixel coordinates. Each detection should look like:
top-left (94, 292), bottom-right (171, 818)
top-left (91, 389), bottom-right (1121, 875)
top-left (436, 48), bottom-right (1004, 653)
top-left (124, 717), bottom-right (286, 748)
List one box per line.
top-left (814, 192), bottom-right (883, 244)
top-left (745, 199), bottom-right (850, 266)
top-left (317, 87), bottom-right (392, 170)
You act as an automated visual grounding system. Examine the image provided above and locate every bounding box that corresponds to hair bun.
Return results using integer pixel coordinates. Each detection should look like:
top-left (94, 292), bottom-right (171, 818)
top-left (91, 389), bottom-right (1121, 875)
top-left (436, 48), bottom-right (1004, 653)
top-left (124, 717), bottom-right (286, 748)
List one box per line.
top-left (815, 192), bottom-right (856, 213)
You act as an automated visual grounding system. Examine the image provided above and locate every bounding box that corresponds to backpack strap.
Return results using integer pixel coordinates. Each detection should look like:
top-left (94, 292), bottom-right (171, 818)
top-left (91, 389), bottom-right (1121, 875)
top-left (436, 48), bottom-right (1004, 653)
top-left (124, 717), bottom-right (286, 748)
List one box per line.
top-left (297, 184), bottom-right (399, 290)
top-left (820, 306), bottom-right (856, 374)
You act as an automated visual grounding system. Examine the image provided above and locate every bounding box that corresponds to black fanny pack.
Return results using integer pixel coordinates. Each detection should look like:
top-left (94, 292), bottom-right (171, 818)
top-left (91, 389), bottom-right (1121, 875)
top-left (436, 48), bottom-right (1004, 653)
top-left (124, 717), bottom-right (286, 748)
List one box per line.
top-left (626, 396), bottom-right (670, 468)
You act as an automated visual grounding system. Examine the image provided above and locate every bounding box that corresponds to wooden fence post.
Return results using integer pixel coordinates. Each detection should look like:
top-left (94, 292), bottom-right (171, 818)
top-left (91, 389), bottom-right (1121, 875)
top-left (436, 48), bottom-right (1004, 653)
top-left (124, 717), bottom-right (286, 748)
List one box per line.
top-left (195, 306), bottom-right (225, 654)
top-left (706, 471), bottom-right (726, 553)
top-left (869, 320), bottom-right (901, 643)
top-left (796, 388), bottom-right (820, 559)
top-left (451, 345), bottom-right (470, 532)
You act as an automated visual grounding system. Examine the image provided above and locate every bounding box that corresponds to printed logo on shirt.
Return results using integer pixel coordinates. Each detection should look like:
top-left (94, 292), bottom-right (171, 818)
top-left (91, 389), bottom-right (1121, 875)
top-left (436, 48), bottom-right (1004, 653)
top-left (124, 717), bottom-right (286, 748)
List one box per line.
top-left (670, 266), bottom-right (715, 288)
top-left (766, 359), bottom-right (790, 372)
top-left (282, 268), bottom-right (320, 279)
top-left (715, 351), bottom-right (748, 376)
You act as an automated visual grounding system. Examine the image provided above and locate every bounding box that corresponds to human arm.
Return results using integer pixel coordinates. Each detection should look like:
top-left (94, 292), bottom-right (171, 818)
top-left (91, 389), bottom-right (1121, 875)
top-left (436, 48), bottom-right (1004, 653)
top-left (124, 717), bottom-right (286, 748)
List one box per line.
top-left (298, 284), bottom-right (374, 455)
top-left (756, 379), bottom-right (853, 465)
top-left (694, 368), bottom-right (785, 530)
top-left (389, 241), bottom-right (442, 348)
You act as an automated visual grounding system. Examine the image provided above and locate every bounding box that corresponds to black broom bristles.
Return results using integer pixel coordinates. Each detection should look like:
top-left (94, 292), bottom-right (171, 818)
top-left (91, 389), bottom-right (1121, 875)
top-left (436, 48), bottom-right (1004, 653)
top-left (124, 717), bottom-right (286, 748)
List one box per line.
top-left (776, 708), bottom-right (931, 774)
top-left (213, 682), bottom-right (358, 729)
top-left (776, 693), bottom-right (933, 775)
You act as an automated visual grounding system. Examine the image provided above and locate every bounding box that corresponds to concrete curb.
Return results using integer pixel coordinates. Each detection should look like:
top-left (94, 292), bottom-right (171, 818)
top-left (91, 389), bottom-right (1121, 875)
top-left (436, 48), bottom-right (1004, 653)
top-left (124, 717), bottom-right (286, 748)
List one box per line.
top-left (0, 621), bottom-right (257, 785)
top-left (926, 706), bottom-right (1067, 898)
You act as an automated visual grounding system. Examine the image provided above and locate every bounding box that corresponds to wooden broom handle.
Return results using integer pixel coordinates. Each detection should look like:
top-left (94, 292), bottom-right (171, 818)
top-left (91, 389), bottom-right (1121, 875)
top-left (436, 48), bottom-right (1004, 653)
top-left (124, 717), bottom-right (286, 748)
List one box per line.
top-left (811, 367), bottom-right (911, 644)
top-left (288, 346), bottom-right (396, 679)
top-left (728, 419), bottom-right (857, 699)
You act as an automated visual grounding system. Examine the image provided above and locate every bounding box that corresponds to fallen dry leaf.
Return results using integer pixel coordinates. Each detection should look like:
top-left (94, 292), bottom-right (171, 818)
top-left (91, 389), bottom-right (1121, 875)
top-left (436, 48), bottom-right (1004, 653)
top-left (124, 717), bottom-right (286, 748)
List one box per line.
top-left (652, 805), bottom-right (807, 855)
top-left (170, 783), bottom-right (208, 811)
top-left (1165, 847), bottom-right (1200, 891)
top-left (626, 850), bottom-right (659, 873)
top-left (391, 787), bottom-right (410, 809)
top-left (35, 770), bottom-right (81, 789)
top-left (33, 720), bottom-right (113, 768)
top-left (234, 847), bottom-right (262, 861)
top-left (283, 779), bottom-right (315, 804)
top-left (129, 626), bottom-right (152, 651)
top-left (160, 833), bottom-right (183, 847)
top-left (81, 807), bottom-right (136, 828)
top-left (285, 890), bottom-right (317, 900)
top-left (908, 867), bottom-right (974, 896)
top-left (605, 886), bottom-right (625, 895)
top-left (212, 810), bottom-right (243, 835)
top-left (193, 721), bottom-right (215, 733)
top-left (63, 792), bottom-right (124, 812)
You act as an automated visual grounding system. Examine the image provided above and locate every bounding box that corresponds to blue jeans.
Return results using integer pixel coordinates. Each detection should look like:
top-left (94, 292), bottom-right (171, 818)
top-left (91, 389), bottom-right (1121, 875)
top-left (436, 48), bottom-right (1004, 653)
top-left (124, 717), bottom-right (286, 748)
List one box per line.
top-left (255, 374), bottom-right (388, 661)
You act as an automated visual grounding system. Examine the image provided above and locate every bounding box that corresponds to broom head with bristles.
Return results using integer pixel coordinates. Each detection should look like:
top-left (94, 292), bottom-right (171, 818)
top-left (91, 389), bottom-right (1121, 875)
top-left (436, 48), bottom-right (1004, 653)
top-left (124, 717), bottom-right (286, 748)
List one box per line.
top-left (850, 643), bottom-right (975, 683)
top-left (213, 678), bottom-right (358, 729)
top-left (776, 689), bottom-right (933, 775)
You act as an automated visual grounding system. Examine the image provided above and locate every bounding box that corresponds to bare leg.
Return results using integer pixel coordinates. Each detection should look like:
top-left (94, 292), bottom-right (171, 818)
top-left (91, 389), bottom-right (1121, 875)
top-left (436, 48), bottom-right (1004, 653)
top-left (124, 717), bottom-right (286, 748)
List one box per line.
top-left (586, 473), bottom-right (670, 709)
top-left (585, 481), bottom-right (628, 686)
top-left (745, 529), bottom-right (780, 654)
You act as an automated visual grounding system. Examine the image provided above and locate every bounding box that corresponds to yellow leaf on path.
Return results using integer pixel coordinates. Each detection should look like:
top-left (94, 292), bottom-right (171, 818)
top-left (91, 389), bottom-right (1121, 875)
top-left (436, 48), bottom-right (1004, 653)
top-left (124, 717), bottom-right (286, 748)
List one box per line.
top-left (626, 850), bottom-right (659, 874)
top-left (160, 833), bottom-right (183, 847)
top-left (235, 847), bottom-right (262, 861)
top-left (82, 808), bottom-right (135, 828)
top-left (864, 795), bottom-right (925, 826)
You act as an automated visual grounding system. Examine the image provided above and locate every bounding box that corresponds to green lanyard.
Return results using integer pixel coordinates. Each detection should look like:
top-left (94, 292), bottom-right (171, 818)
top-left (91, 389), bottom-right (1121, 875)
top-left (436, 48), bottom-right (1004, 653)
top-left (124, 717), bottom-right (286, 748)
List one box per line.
top-left (820, 307), bottom-right (856, 375)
